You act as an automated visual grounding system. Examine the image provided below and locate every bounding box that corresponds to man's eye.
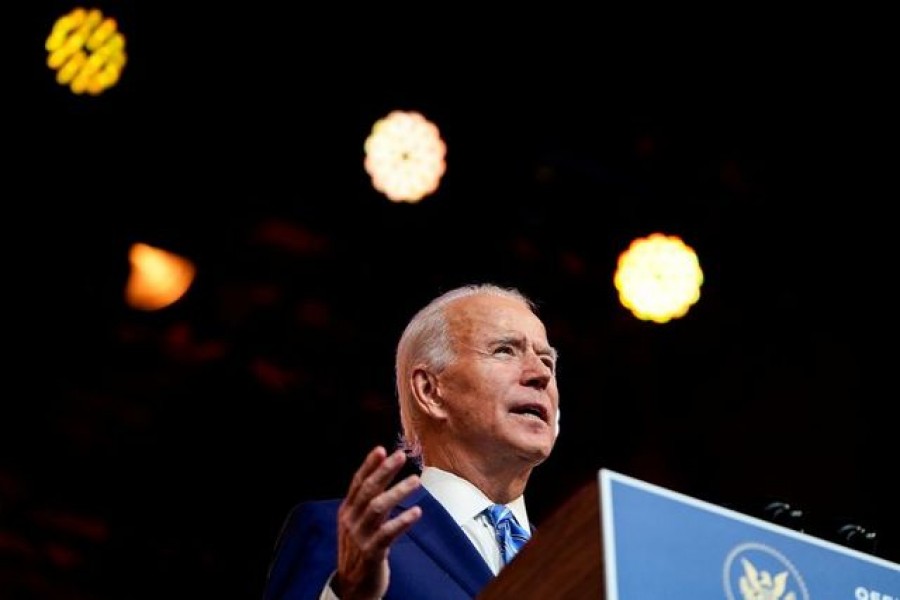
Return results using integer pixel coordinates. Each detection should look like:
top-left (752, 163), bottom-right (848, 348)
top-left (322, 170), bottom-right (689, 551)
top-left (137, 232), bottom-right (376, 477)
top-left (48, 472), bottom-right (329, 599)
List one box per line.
top-left (494, 345), bottom-right (515, 355)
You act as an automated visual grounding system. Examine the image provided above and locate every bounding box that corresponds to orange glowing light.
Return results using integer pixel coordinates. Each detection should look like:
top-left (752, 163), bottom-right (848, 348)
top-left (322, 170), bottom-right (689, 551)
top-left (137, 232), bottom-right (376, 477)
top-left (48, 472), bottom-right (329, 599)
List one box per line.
top-left (125, 243), bottom-right (196, 311)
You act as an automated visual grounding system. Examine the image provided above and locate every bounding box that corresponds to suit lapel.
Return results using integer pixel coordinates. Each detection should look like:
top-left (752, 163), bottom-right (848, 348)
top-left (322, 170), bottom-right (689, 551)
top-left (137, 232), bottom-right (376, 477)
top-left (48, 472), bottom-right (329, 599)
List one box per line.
top-left (398, 486), bottom-right (495, 595)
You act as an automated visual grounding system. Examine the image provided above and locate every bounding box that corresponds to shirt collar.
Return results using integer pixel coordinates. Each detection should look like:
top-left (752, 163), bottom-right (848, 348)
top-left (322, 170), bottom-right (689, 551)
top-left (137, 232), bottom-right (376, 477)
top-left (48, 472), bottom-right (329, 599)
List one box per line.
top-left (420, 465), bottom-right (530, 530)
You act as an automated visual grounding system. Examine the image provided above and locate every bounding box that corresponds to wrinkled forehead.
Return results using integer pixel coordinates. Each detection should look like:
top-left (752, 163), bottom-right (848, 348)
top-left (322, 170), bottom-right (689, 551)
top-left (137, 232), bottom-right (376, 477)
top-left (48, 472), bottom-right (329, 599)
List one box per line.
top-left (446, 294), bottom-right (548, 346)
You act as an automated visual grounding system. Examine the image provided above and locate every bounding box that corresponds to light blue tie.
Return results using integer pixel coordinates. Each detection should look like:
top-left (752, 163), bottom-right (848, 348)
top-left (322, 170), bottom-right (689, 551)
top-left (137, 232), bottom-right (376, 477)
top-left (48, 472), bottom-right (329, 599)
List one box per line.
top-left (485, 504), bottom-right (531, 565)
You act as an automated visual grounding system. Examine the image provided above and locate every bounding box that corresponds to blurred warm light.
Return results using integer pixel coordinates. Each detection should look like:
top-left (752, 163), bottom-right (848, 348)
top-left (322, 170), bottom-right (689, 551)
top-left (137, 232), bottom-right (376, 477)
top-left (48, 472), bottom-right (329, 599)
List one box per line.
top-left (363, 110), bottom-right (447, 203)
top-left (125, 243), bottom-right (196, 311)
top-left (46, 7), bottom-right (127, 95)
top-left (614, 233), bottom-right (704, 323)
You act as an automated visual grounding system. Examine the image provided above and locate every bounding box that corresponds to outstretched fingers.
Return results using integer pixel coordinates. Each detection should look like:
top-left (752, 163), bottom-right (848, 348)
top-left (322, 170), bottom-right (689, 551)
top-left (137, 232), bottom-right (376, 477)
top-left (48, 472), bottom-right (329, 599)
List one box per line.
top-left (334, 448), bottom-right (423, 599)
top-left (342, 448), bottom-right (422, 536)
top-left (358, 473), bottom-right (422, 541)
top-left (346, 448), bottom-right (406, 511)
top-left (376, 502), bottom-right (422, 550)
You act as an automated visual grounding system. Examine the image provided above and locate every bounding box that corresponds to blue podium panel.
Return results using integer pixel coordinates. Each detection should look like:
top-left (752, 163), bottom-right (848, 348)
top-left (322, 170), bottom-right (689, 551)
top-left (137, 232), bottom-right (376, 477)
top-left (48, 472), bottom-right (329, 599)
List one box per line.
top-left (600, 469), bottom-right (900, 599)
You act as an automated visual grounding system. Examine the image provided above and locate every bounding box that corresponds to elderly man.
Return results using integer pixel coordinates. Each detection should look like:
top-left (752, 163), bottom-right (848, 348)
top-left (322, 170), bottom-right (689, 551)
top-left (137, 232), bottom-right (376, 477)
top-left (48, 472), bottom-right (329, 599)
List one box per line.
top-left (263, 283), bottom-right (560, 600)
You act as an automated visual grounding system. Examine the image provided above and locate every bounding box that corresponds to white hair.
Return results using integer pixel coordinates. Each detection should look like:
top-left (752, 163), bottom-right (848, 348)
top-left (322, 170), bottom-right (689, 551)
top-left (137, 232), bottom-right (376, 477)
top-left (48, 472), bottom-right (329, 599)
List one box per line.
top-left (394, 283), bottom-right (538, 466)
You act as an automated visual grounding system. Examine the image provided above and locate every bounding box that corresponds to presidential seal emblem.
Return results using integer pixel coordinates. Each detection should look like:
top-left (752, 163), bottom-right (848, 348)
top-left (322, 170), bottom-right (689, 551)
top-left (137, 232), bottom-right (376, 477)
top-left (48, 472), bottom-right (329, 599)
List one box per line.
top-left (724, 542), bottom-right (810, 600)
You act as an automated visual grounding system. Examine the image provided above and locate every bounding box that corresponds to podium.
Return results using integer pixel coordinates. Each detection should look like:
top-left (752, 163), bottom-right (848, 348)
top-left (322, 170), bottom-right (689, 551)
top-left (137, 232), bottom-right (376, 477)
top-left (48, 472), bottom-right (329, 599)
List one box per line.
top-left (478, 469), bottom-right (900, 599)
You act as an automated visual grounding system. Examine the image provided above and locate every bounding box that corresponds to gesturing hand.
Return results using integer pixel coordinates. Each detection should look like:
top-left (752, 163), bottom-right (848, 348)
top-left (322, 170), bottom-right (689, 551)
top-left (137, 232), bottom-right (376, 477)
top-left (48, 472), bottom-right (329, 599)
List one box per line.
top-left (333, 446), bottom-right (422, 600)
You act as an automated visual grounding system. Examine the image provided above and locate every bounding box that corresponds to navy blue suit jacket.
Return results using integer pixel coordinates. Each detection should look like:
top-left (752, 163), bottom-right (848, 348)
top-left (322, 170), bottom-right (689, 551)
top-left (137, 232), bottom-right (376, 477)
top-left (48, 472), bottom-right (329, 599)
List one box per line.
top-left (263, 486), bottom-right (497, 599)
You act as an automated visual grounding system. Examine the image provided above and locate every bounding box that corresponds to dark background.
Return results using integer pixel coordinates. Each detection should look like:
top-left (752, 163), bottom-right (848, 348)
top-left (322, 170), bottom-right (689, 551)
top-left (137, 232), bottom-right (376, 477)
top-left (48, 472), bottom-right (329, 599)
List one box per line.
top-left (4, 3), bottom-right (896, 598)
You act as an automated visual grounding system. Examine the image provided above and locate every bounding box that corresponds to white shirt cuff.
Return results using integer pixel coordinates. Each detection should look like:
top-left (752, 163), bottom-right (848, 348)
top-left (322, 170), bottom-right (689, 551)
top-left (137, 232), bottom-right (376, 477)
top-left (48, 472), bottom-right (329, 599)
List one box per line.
top-left (319, 571), bottom-right (341, 600)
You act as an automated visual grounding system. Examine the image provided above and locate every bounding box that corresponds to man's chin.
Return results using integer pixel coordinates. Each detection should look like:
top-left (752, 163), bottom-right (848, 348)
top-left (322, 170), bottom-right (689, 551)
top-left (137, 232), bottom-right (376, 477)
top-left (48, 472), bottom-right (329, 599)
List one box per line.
top-left (513, 437), bottom-right (555, 465)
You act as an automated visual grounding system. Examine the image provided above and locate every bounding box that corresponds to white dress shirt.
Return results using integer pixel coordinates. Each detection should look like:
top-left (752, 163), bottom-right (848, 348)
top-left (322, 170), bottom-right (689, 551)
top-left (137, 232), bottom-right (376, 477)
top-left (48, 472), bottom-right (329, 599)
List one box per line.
top-left (320, 465), bottom-right (531, 599)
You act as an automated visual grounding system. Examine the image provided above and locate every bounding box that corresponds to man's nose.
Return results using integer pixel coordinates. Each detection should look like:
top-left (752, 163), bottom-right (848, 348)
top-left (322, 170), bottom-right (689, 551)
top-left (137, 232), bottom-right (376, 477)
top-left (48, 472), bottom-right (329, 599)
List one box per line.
top-left (522, 352), bottom-right (552, 389)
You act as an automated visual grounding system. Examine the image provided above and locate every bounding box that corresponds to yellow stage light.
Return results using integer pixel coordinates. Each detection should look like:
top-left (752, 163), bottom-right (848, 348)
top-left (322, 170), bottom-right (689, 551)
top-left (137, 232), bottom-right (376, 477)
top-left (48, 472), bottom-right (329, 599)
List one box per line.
top-left (614, 233), bottom-right (704, 323)
top-left (46, 7), bottom-right (127, 95)
top-left (363, 110), bottom-right (447, 203)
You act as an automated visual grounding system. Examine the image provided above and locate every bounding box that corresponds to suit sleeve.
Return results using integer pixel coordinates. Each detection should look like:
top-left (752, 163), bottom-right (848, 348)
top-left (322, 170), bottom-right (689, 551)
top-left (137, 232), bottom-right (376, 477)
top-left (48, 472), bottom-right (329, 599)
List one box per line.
top-left (262, 501), bottom-right (340, 600)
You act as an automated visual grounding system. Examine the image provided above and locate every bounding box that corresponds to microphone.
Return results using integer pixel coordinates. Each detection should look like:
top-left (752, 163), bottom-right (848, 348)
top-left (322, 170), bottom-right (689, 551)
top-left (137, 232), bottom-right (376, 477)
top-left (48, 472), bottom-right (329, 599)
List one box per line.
top-left (763, 501), bottom-right (806, 533)
top-left (836, 524), bottom-right (878, 556)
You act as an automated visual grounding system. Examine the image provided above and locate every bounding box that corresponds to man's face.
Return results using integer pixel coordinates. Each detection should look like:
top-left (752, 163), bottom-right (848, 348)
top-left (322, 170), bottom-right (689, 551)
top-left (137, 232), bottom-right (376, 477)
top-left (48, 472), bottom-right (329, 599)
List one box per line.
top-left (435, 294), bottom-right (559, 471)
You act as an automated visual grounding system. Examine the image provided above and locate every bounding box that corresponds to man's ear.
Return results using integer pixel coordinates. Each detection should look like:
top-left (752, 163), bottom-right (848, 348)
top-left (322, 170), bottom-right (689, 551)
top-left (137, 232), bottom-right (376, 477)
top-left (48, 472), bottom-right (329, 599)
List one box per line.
top-left (411, 366), bottom-right (448, 419)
